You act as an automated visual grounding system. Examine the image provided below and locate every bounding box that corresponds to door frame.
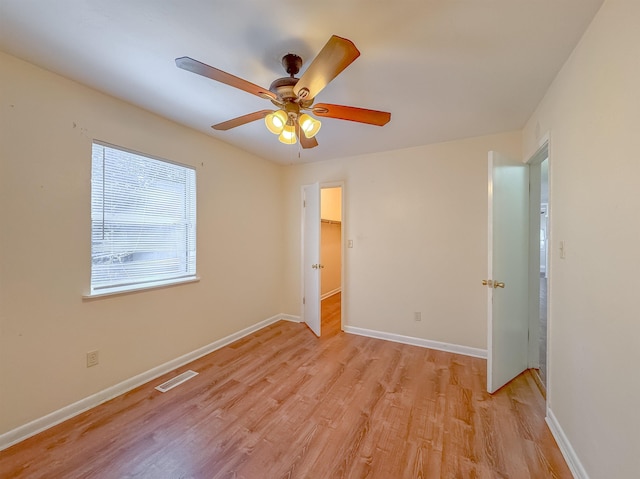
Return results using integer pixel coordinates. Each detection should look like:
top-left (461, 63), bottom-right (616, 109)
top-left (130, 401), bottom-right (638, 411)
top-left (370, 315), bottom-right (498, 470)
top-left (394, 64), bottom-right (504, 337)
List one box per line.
top-left (320, 182), bottom-right (345, 332)
top-left (526, 135), bottom-right (551, 398)
top-left (301, 181), bottom-right (346, 334)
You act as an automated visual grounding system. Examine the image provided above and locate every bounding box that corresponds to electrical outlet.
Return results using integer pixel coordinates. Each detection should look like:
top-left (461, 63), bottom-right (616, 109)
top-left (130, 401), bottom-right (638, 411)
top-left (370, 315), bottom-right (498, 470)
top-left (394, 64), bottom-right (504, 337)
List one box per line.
top-left (414, 312), bottom-right (422, 322)
top-left (86, 350), bottom-right (99, 368)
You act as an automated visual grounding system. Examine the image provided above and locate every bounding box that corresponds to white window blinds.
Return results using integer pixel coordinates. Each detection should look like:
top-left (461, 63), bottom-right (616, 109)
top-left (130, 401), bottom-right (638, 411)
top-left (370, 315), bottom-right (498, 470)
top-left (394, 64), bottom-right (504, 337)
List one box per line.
top-left (91, 142), bottom-right (196, 293)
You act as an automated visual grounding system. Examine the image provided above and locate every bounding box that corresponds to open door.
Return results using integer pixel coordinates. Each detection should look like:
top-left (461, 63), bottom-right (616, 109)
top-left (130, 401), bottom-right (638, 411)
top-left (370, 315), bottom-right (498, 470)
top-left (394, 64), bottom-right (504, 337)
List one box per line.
top-left (486, 151), bottom-right (529, 393)
top-left (302, 183), bottom-right (321, 336)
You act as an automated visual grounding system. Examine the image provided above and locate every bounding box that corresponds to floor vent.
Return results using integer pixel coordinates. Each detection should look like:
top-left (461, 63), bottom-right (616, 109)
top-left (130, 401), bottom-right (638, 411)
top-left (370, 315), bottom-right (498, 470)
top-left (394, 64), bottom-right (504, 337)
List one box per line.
top-left (155, 370), bottom-right (198, 393)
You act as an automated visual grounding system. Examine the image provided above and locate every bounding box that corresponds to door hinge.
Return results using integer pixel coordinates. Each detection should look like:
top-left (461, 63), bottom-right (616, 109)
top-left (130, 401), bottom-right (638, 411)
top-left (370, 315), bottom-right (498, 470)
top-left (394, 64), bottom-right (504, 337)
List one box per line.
top-left (303, 297), bottom-right (305, 305)
top-left (303, 200), bottom-right (306, 207)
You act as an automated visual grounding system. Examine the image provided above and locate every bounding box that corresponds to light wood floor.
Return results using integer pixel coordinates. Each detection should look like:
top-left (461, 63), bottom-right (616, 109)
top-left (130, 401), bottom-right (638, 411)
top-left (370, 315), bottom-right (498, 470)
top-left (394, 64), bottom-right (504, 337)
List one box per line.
top-left (0, 293), bottom-right (571, 478)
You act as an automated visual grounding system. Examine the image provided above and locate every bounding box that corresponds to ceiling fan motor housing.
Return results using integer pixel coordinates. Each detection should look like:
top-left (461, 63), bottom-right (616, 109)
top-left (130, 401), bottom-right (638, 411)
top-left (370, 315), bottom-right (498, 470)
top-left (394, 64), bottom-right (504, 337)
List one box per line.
top-left (269, 76), bottom-right (298, 100)
top-left (282, 53), bottom-right (302, 76)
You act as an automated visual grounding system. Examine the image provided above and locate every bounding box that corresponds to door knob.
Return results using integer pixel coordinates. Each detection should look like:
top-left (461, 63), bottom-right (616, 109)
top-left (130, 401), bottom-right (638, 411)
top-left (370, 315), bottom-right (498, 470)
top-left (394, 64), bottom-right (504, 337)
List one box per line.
top-left (494, 281), bottom-right (505, 288)
top-left (482, 279), bottom-right (493, 287)
top-left (312, 264), bottom-right (325, 269)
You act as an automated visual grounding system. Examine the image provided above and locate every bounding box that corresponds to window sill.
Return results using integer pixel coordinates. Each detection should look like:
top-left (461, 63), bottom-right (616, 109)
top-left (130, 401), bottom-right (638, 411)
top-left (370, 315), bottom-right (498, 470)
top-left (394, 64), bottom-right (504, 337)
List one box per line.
top-left (83, 276), bottom-right (200, 300)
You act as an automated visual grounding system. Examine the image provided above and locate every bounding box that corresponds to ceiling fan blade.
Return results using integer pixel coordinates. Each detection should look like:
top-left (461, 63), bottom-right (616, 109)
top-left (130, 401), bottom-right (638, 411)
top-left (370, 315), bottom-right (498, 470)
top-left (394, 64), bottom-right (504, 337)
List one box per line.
top-left (212, 110), bottom-right (273, 131)
top-left (300, 134), bottom-right (319, 149)
top-left (176, 57), bottom-right (276, 101)
top-left (313, 103), bottom-right (391, 126)
top-left (293, 35), bottom-right (360, 101)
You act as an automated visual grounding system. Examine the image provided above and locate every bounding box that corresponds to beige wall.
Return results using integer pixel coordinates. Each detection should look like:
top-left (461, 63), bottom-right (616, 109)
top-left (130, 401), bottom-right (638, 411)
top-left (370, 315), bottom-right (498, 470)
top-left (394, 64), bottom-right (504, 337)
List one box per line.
top-left (0, 52), bottom-right (285, 435)
top-left (283, 131), bottom-right (522, 349)
top-left (320, 221), bottom-right (342, 296)
top-left (523, 0), bottom-right (639, 476)
top-left (320, 187), bottom-right (342, 222)
top-left (320, 187), bottom-right (342, 296)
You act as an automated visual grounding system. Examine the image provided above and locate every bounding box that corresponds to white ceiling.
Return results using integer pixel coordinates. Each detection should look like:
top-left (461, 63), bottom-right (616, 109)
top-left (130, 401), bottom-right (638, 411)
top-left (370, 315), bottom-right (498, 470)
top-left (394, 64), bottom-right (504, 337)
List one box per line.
top-left (0, 0), bottom-right (604, 165)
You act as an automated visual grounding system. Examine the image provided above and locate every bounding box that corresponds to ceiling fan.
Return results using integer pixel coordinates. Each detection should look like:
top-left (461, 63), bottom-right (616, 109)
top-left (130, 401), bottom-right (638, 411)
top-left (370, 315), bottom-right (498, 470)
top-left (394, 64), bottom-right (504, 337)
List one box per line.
top-left (175, 35), bottom-right (391, 148)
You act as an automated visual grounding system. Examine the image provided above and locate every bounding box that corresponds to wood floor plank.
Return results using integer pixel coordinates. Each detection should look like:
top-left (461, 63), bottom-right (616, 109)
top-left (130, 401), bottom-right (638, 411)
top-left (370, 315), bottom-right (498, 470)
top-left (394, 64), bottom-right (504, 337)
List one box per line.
top-left (0, 294), bottom-right (572, 478)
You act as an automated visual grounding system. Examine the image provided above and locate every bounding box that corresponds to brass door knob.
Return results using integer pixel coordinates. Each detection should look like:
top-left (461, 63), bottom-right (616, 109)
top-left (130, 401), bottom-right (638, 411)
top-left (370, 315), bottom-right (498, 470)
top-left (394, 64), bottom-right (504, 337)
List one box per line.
top-left (494, 281), bottom-right (505, 288)
top-left (482, 279), bottom-right (493, 287)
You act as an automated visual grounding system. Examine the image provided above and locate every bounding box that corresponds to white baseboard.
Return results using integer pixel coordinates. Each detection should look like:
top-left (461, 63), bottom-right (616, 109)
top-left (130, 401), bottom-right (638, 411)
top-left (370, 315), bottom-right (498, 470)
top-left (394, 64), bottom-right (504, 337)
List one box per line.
top-left (0, 313), bottom-right (296, 451)
top-left (343, 325), bottom-right (487, 359)
top-left (546, 408), bottom-right (588, 479)
top-left (280, 314), bottom-right (302, 323)
top-left (321, 288), bottom-right (341, 300)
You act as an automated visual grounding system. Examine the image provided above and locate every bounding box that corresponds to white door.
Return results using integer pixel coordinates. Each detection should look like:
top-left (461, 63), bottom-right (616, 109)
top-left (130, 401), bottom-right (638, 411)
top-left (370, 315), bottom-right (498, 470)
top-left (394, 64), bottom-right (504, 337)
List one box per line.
top-left (302, 183), bottom-right (321, 336)
top-left (487, 151), bottom-right (529, 393)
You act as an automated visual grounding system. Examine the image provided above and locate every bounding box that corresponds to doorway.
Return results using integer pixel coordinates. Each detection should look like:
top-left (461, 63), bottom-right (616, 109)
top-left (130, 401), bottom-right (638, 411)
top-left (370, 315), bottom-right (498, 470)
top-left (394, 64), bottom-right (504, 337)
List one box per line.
top-left (539, 162), bottom-right (549, 386)
top-left (486, 145), bottom-right (550, 395)
top-left (320, 186), bottom-right (343, 335)
top-left (527, 142), bottom-right (550, 391)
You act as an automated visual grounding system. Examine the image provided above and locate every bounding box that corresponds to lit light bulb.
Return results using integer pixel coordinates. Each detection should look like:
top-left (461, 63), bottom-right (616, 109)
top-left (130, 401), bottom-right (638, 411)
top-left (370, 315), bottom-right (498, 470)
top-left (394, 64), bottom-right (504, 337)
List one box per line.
top-left (298, 113), bottom-right (321, 138)
top-left (278, 124), bottom-right (297, 144)
top-left (265, 110), bottom-right (287, 134)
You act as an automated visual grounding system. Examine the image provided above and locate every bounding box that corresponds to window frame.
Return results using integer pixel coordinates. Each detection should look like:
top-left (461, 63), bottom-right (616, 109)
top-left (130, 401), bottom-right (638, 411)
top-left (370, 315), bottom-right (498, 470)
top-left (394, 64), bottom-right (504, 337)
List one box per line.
top-left (85, 140), bottom-right (198, 298)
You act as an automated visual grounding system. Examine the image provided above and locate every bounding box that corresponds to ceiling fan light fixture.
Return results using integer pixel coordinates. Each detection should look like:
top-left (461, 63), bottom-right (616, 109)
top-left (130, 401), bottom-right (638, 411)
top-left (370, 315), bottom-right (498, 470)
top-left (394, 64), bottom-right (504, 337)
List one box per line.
top-left (278, 123), bottom-right (297, 144)
top-left (177, 35), bottom-right (390, 151)
top-left (265, 109), bottom-right (287, 134)
top-left (298, 113), bottom-right (322, 138)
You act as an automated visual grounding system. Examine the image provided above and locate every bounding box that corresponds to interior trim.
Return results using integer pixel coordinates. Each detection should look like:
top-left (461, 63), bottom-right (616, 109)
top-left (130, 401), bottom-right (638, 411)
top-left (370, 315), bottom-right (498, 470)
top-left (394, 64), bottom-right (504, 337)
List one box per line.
top-left (343, 325), bottom-right (487, 359)
top-left (320, 288), bottom-right (341, 300)
top-left (546, 408), bottom-right (589, 478)
top-left (0, 313), bottom-right (300, 451)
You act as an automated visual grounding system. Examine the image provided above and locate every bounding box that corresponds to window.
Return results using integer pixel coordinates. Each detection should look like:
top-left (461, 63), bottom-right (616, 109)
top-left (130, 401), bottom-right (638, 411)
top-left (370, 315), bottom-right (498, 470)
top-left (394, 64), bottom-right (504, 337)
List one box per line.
top-left (90, 141), bottom-right (196, 295)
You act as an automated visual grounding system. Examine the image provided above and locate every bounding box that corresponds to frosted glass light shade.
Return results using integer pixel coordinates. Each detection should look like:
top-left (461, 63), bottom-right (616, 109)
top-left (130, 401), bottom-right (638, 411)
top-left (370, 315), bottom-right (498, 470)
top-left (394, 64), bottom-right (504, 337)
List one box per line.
top-left (298, 113), bottom-right (321, 138)
top-left (265, 110), bottom-right (287, 134)
top-left (278, 124), bottom-right (297, 144)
